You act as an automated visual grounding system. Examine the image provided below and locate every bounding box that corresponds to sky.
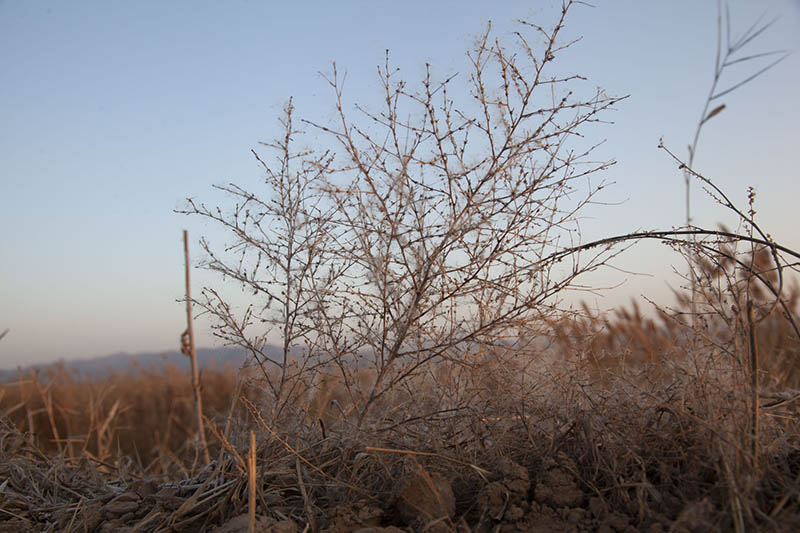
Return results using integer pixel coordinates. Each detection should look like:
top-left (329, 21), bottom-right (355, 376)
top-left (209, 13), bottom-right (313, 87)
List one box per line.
top-left (1, 1), bottom-right (799, 369)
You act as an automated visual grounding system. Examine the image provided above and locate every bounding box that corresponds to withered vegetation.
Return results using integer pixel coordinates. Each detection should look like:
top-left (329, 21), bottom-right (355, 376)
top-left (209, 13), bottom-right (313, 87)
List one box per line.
top-left (2, 2), bottom-right (798, 531)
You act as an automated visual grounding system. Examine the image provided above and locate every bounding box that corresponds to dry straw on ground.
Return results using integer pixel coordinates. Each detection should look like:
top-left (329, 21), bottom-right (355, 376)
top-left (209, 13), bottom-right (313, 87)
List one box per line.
top-left (1, 345), bottom-right (799, 531)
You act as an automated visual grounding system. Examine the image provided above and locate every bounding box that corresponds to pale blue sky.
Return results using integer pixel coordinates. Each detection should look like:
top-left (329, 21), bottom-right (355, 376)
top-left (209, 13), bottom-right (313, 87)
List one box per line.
top-left (1, 1), bottom-right (798, 369)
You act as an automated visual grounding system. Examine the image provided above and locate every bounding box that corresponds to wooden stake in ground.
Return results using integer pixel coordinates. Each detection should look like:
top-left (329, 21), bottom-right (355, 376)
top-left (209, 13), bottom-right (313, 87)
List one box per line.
top-left (183, 230), bottom-right (211, 465)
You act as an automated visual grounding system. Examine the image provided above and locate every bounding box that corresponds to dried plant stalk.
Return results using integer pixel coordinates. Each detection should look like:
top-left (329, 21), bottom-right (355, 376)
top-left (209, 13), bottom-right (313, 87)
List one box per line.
top-left (183, 230), bottom-right (210, 465)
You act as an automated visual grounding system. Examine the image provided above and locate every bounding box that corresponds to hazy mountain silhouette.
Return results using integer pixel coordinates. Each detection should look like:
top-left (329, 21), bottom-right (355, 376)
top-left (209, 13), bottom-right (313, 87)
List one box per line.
top-left (0, 345), bottom-right (283, 382)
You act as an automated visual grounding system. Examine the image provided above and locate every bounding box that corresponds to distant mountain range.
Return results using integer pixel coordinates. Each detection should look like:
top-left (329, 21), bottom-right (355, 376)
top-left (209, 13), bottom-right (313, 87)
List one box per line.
top-left (0, 345), bottom-right (284, 382)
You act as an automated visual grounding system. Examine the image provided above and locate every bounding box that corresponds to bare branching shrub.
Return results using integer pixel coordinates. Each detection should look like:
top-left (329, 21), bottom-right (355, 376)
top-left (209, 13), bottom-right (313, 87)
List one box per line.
top-left (181, 1), bottom-right (624, 428)
top-left (179, 100), bottom-right (340, 424)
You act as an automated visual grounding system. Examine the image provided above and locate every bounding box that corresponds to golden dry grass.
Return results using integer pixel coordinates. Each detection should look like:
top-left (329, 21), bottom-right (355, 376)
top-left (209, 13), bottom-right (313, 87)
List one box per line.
top-left (0, 361), bottom-right (243, 476)
top-left (1, 305), bottom-right (799, 531)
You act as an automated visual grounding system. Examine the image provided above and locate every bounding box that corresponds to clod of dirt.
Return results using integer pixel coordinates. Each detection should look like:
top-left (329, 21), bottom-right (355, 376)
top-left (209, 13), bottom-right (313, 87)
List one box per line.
top-left (479, 481), bottom-right (530, 523)
top-left (496, 457), bottom-right (530, 496)
top-left (588, 496), bottom-right (606, 518)
top-left (397, 469), bottom-right (455, 529)
top-left (478, 459), bottom-right (532, 525)
top-left (598, 511), bottom-right (630, 533)
top-left (480, 481), bottom-right (509, 520)
top-left (534, 468), bottom-right (583, 508)
top-left (515, 502), bottom-right (581, 533)
top-left (566, 507), bottom-right (587, 523)
top-left (211, 514), bottom-right (298, 533)
top-left (321, 500), bottom-right (384, 532)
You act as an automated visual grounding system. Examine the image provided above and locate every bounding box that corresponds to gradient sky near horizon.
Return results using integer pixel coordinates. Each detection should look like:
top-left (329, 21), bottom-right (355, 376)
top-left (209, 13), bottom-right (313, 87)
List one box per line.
top-left (1, 1), bottom-right (799, 370)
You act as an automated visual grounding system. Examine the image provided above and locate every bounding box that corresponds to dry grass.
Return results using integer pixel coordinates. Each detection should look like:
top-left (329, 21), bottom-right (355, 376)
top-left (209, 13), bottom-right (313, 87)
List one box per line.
top-left (0, 361), bottom-right (243, 477)
top-left (1, 312), bottom-right (799, 531)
